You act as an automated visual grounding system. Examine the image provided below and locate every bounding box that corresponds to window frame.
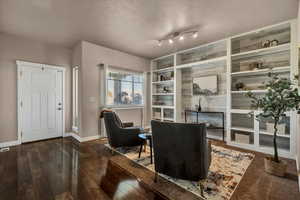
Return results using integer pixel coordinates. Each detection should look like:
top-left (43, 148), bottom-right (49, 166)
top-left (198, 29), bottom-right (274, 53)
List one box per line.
top-left (72, 66), bottom-right (79, 132)
top-left (105, 67), bottom-right (145, 108)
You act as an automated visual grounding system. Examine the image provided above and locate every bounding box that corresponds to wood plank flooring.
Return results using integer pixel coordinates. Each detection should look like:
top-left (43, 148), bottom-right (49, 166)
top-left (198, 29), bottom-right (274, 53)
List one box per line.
top-left (0, 137), bottom-right (299, 200)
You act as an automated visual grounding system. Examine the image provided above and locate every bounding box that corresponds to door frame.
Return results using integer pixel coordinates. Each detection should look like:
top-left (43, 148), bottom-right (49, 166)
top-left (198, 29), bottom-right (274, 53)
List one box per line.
top-left (17, 60), bottom-right (66, 144)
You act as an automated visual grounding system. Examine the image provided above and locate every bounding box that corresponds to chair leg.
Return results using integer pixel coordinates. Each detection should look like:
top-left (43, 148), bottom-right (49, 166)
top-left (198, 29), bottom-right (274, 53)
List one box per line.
top-left (154, 172), bottom-right (158, 183)
top-left (110, 147), bottom-right (115, 155)
top-left (198, 179), bottom-right (206, 199)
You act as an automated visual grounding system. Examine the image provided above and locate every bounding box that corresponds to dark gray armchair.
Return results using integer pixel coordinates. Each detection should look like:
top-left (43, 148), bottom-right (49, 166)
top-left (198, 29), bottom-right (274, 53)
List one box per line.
top-left (103, 111), bottom-right (143, 148)
top-left (151, 120), bottom-right (211, 196)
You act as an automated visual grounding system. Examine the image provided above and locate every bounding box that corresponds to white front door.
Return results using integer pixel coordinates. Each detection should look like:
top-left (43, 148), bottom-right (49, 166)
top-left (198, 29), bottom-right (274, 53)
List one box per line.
top-left (18, 62), bottom-right (64, 143)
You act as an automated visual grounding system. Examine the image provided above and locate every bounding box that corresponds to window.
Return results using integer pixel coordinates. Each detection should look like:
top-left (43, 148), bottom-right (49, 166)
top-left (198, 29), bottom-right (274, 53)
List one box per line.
top-left (106, 69), bottom-right (144, 106)
top-left (72, 67), bottom-right (79, 132)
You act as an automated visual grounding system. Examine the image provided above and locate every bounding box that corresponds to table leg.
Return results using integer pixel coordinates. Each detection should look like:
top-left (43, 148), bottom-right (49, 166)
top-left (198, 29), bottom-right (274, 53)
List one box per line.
top-left (150, 139), bottom-right (153, 164)
top-left (138, 142), bottom-right (143, 158)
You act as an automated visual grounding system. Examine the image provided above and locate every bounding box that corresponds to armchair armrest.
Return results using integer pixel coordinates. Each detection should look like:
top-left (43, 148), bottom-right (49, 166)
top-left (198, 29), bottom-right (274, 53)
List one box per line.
top-left (119, 127), bottom-right (143, 146)
top-left (122, 122), bottom-right (134, 128)
top-left (120, 127), bottom-right (141, 135)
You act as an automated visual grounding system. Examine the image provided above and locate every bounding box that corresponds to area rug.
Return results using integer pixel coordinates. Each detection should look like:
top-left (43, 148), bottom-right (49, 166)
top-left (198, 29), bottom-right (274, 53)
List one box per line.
top-left (105, 144), bottom-right (254, 200)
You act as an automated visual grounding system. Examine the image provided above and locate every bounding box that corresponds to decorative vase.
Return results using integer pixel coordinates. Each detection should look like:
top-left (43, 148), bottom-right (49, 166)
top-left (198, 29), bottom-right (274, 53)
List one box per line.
top-left (264, 157), bottom-right (287, 177)
top-left (198, 104), bottom-right (202, 112)
top-left (198, 98), bottom-right (202, 112)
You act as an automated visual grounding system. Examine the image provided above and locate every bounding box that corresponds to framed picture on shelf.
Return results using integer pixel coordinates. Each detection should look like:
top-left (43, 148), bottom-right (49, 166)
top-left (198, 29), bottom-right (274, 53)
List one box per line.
top-left (192, 75), bottom-right (218, 95)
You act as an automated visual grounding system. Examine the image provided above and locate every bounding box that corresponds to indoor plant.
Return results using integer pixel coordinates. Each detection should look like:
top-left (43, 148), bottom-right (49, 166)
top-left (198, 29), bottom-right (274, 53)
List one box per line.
top-left (247, 73), bottom-right (300, 176)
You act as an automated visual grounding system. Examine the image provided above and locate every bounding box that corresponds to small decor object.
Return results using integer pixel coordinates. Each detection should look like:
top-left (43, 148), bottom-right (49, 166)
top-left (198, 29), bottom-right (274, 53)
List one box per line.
top-left (249, 62), bottom-right (264, 70)
top-left (264, 157), bottom-right (287, 177)
top-left (270, 39), bottom-right (279, 47)
top-left (154, 111), bottom-right (161, 119)
top-left (163, 86), bottom-right (170, 93)
top-left (262, 40), bottom-right (271, 48)
top-left (240, 63), bottom-right (251, 71)
top-left (193, 76), bottom-right (218, 95)
top-left (266, 123), bottom-right (286, 135)
top-left (235, 133), bottom-right (250, 144)
top-left (197, 98), bottom-right (202, 112)
top-left (247, 73), bottom-right (300, 177)
top-left (235, 81), bottom-right (245, 91)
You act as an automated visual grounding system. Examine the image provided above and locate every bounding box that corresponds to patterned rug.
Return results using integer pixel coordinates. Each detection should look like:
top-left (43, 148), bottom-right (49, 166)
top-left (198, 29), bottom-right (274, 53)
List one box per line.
top-left (105, 144), bottom-right (254, 200)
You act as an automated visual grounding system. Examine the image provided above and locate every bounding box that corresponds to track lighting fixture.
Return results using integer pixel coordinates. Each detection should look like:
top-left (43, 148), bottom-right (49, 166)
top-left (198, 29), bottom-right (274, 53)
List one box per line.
top-left (156, 29), bottom-right (199, 47)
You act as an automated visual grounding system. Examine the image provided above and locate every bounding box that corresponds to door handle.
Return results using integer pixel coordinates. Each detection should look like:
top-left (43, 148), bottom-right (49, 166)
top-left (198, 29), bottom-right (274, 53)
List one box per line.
top-left (58, 108), bottom-right (63, 111)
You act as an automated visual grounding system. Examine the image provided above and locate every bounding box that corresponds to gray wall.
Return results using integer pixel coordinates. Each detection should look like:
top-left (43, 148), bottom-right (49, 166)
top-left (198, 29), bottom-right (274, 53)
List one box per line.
top-left (180, 63), bottom-right (227, 138)
top-left (78, 41), bottom-right (150, 138)
top-left (0, 33), bottom-right (72, 143)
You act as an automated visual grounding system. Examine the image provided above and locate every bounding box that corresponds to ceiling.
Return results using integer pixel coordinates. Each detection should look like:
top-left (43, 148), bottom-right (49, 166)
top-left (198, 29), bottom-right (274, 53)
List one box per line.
top-left (0, 0), bottom-right (298, 59)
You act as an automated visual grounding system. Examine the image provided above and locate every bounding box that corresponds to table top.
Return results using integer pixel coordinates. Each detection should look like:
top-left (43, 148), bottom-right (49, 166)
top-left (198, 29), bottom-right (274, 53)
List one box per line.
top-left (138, 133), bottom-right (152, 140)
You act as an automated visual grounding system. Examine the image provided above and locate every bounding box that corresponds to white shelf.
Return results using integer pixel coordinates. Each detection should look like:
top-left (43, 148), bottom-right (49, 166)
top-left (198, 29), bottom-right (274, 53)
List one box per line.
top-left (231, 90), bottom-right (267, 94)
top-left (231, 66), bottom-right (290, 77)
top-left (231, 127), bottom-right (254, 133)
top-left (259, 131), bottom-right (290, 138)
top-left (152, 105), bottom-right (174, 109)
top-left (231, 43), bottom-right (290, 59)
top-left (152, 67), bottom-right (174, 73)
top-left (152, 80), bottom-right (174, 84)
top-left (163, 118), bottom-right (174, 121)
top-left (207, 134), bottom-right (224, 141)
top-left (228, 141), bottom-right (255, 149)
top-left (152, 93), bottom-right (174, 96)
top-left (230, 109), bottom-right (253, 114)
top-left (176, 56), bottom-right (227, 69)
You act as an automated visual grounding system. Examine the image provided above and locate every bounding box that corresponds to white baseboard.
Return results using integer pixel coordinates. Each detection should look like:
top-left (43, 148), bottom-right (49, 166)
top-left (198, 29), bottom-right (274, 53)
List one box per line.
top-left (0, 133), bottom-right (100, 149)
top-left (296, 156), bottom-right (300, 192)
top-left (64, 132), bottom-right (101, 142)
top-left (64, 132), bottom-right (82, 142)
top-left (0, 140), bottom-right (21, 148)
top-left (81, 135), bottom-right (101, 142)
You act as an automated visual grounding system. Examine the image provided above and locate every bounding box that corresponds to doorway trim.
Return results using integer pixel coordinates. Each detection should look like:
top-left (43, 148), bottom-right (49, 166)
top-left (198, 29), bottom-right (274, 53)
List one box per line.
top-left (17, 60), bottom-right (66, 144)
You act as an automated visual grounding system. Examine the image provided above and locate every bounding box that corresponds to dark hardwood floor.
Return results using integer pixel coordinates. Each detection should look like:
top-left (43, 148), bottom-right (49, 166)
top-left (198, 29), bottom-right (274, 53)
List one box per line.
top-left (0, 137), bottom-right (299, 200)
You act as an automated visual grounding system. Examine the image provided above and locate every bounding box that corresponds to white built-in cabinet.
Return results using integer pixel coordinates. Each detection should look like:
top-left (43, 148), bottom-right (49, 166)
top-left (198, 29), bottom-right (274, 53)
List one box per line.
top-left (150, 19), bottom-right (299, 159)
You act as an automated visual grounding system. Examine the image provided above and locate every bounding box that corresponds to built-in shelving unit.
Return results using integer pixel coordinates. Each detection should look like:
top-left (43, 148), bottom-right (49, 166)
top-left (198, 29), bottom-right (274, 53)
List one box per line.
top-left (151, 55), bottom-right (177, 121)
top-left (151, 19), bottom-right (298, 158)
top-left (227, 20), bottom-right (298, 158)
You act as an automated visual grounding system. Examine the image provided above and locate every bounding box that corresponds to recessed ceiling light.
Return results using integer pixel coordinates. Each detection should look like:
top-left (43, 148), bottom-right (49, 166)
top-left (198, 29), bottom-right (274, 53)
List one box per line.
top-left (179, 36), bottom-right (184, 41)
top-left (168, 39), bottom-right (174, 44)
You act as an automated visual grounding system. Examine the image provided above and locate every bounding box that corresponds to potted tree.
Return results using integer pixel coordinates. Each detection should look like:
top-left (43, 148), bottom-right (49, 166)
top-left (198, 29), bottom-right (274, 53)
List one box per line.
top-left (247, 73), bottom-right (300, 177)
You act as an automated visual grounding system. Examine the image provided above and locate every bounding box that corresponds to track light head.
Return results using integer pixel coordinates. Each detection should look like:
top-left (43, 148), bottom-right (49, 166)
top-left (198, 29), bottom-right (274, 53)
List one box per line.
top-left (192, 32), bottom-right (198, 38)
